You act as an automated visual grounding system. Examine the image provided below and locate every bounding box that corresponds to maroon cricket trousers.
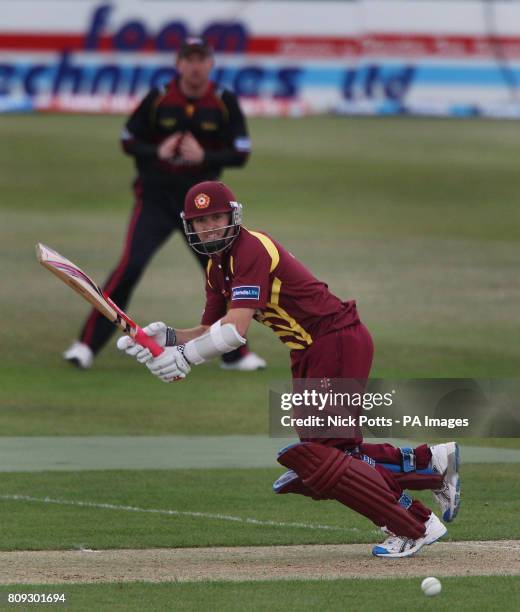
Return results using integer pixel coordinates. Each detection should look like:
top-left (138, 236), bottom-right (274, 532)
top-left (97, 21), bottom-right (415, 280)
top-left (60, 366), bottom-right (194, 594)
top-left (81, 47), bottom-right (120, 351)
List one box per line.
top-left (290, 322), bottom-right (432, 523)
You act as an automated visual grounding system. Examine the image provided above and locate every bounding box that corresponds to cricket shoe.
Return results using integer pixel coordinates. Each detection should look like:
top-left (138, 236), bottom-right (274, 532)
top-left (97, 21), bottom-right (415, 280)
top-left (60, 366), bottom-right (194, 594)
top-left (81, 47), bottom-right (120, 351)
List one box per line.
top-left (372, 512), bottom-right (447, 558)
top-left (220, 352), bottom-right (266, 371)
top-left (430, 442), bottom-right (461, 522)
top-left (63, 341), bottom-right (93, 369)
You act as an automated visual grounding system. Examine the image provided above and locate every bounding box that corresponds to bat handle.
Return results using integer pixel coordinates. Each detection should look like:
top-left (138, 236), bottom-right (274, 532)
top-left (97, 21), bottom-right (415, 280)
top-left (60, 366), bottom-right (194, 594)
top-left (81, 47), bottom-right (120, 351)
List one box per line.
top-left (134, 326), bottom-right (164, 357)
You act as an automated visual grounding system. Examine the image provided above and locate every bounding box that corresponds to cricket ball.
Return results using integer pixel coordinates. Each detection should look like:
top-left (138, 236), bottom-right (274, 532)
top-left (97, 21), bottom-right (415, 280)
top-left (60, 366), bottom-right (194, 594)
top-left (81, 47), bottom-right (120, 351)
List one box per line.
top-left (421, 576), bottom-right (442, 596)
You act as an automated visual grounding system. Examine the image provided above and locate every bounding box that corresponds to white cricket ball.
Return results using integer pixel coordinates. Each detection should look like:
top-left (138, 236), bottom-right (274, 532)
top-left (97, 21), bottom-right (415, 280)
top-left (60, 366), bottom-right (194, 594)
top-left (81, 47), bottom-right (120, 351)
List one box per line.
top-left (421, 576), bottom-right (442, 596)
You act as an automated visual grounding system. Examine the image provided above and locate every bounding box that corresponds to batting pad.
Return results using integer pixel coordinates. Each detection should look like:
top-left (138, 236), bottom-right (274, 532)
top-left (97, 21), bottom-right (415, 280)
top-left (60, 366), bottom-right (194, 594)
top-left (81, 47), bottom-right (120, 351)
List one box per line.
top-left (273, 469), bottom-right (329, 500)
top-left (278, 442), bottom-right (426, 539)
top-left (378, 463), bottom-right (443, 491)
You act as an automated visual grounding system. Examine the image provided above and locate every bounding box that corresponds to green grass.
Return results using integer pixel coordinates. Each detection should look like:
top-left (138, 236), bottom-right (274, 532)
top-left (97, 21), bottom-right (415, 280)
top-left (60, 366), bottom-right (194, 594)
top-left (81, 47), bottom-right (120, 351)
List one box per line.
top-left (1, 115), bottom-right (519, 435)
top-left (0, 115), bottom-right (519, 607)
top-left (0, 464), bottom-right (518, 550)
top-left (1, 577), bottom-right (519, 611)
top-left (2, 115), bottom-right (520, 241)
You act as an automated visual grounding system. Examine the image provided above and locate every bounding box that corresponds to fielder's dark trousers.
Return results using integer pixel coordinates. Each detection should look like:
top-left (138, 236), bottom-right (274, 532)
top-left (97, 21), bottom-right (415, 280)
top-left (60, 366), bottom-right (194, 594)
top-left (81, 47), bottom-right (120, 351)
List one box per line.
top-left (79, 178), bottom-right (245, 362)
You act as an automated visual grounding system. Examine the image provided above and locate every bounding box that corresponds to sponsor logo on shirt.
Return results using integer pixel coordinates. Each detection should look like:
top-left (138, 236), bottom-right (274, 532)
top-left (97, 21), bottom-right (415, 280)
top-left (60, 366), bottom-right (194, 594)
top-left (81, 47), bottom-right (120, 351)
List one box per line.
top-left (160, 118), bottom-right (177, 128)
top-left (232, 285), bottom-right (260, 300)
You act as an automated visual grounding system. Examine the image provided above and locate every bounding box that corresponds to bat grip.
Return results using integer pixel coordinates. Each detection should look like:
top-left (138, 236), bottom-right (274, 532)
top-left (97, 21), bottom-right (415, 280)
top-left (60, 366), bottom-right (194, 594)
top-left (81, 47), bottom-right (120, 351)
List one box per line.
top-left (134, 327), bottom-right (164, 357)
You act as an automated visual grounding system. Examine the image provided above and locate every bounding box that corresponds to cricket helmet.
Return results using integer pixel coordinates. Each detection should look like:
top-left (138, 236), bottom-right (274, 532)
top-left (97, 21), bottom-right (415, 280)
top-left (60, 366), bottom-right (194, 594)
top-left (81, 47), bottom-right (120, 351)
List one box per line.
top-left (181, 181), bottom-right (243, 255)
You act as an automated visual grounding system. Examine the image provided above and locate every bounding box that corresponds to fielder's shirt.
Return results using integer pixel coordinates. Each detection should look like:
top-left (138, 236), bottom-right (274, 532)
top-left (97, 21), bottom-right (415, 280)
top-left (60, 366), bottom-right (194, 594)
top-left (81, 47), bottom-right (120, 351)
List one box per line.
top-left (121, 79), bottom-right (250, 184)
top-left (201, 228), bottom-right (359, 350)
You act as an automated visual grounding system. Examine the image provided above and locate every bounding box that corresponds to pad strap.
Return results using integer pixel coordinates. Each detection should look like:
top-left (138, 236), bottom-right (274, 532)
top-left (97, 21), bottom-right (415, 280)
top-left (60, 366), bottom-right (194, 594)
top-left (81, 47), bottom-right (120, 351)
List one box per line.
top-left (399, 447), bottom-right (416, 473)
top-left (398, 492), bottom-right (413, 510)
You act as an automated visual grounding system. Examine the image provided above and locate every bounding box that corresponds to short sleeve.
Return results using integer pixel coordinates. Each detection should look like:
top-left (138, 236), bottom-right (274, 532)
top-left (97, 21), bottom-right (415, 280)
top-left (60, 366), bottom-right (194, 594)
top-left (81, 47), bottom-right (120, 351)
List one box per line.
top-left (201, 271), bottom-right (227, 326)
top-left (229, 241), bottom-right (272, 310)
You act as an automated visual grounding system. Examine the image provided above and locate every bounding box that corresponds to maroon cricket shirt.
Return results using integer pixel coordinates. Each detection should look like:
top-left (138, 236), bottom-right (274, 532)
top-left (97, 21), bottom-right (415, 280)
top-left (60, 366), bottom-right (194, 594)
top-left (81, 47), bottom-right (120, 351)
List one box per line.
top-left (201, 227), bottom-right (360, 350)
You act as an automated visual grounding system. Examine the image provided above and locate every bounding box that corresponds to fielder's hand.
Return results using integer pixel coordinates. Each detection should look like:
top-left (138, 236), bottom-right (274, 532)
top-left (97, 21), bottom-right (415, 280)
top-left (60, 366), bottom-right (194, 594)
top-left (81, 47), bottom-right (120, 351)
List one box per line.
top-left (158, 133), bottom-right (183, 160)
top-left (117, 321), bottom-right (168, 364)
top-left (178, 132), bottom-right (204, 163)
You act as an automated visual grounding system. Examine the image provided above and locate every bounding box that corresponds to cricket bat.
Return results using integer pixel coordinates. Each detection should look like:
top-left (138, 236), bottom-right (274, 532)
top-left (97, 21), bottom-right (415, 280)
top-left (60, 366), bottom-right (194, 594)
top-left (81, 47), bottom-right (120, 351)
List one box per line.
top-left (35, 243), bottom-right (163, 357)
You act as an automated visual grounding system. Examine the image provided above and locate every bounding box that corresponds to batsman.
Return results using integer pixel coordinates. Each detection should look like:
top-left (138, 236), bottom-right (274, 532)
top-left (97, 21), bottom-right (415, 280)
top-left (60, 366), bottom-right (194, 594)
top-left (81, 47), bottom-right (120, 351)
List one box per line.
top-left (118, 180), bottom-right (461, 558)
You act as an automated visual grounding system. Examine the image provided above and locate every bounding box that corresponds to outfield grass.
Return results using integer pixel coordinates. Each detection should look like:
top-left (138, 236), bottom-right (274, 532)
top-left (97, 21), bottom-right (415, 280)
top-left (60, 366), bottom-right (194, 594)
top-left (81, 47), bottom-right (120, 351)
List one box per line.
top-left (1, 115), bottom-right (519, 435)
top-left (2, 576), bottom-right (519, 611)
top-left (0, 464), bottom-right (518, 550)
top-left (0, 115), bottom-right (518, 608)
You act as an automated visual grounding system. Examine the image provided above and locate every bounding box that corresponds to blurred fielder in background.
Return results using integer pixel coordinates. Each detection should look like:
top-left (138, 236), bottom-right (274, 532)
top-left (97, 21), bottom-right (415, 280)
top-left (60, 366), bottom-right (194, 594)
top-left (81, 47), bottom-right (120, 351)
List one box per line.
top-left (118, 180), bottom-right (461, 558)
top-left (64, 37), bottom-right (265, 372)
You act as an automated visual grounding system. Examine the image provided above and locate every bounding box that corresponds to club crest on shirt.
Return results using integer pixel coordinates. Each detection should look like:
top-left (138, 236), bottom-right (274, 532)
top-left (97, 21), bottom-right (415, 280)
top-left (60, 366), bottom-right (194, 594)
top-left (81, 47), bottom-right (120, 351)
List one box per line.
top-left (232, 286), bottom-right (260, 300)
top-left (195, 193), bottom-right (210, 209)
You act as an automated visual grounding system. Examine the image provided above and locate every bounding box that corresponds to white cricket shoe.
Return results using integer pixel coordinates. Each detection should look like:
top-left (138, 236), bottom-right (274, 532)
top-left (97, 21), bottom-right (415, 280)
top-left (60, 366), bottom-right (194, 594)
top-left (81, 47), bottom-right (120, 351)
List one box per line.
top-left (372, 512), bottom-right (447, 558)
top-left (430, 442), bottom-right (461, 522)
top-left (63, 341), bottom-right (93, 369)
top-left (220, 352), bottom-right (266, 371)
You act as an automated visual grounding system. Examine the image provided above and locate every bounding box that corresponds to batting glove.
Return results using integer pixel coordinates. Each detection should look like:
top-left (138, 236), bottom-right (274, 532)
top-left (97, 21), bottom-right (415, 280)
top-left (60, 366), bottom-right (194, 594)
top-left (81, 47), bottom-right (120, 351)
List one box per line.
top-left (117, 321), bottom-right (174, 364)
top-left (146, 346), bottom-right (191, 383)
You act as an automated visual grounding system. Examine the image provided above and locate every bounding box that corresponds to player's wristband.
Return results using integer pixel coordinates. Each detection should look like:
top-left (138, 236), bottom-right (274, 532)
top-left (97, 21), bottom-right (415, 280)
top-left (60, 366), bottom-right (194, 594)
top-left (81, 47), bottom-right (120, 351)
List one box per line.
top-left (165, 327), bottom-right (177, 347)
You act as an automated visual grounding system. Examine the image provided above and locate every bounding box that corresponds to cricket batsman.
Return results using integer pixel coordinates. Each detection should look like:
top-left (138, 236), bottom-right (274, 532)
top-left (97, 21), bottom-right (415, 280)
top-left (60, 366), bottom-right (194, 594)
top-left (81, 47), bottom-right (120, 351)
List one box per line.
top-left (118, 180), bottom-right (461, 558)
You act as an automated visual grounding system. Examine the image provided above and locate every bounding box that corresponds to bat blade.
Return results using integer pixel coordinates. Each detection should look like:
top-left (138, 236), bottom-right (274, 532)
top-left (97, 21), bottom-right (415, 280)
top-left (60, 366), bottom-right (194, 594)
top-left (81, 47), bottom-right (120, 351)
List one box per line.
top-left (36, 243), bottom-right (126, 330)
top-left (35, 243), bottom-right (163, 357)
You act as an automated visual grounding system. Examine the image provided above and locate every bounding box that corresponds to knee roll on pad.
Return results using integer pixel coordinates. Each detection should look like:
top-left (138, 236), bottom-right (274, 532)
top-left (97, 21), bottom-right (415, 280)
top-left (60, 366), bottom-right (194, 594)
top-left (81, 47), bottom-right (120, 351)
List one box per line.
top-left (277, 442), bottom-right (425, 539)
